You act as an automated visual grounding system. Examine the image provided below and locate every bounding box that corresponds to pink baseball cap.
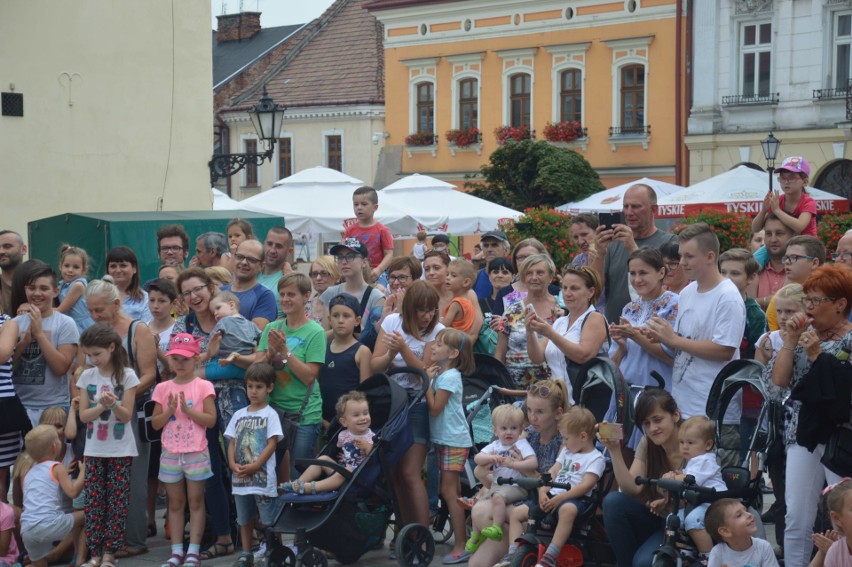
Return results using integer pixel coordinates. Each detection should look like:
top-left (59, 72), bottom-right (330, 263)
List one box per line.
top-left (166, 333), bottom-right (201, 357)
top-left (776, 156), bottom-right (810, 176)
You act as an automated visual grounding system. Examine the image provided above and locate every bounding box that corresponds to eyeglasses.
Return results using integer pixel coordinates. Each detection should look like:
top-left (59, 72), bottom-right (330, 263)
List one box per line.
top-left (665, 262), bottom-right (681, 271)
top-left (804, 295), bottom-right (837, 306)
top-left (234, 253), bottom-right (262, 265)
top-left (159, 245), bottom-right (183, 253)
top-left (388, 275), bottom-right (411, 283)
top-left (180, 285), bottom-right (208, 299)
top-left (336, 254), bottom-right (359, 263)
top-left (782, 254), bottom-right (815, 265)
top-left (832, 252), bottom-right (852, 262)
top-left (309, 271), bottom-right (331, 279)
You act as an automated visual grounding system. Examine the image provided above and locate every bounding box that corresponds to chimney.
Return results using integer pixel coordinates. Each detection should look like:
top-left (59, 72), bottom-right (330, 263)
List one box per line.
top-left (216, 12), bottom-right (262, 43)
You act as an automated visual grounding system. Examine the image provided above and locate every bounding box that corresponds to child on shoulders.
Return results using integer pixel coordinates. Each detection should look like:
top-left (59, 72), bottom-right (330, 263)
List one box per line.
top-left (345, 186), bottom-right (394, 284)
top-left (279, 390), bottom-right (373, 495)
top-left (56, 245), bottom-right (94, 334)
top-left (443, 259), bottom-right (477, 334)
top-left (705, 498), bottom-right (778, 567)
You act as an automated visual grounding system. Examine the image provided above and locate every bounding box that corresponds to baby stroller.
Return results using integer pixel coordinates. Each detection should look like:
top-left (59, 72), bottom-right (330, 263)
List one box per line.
top-left (431, 354), bottom-right (515, 543)
top-left (572, 355), bottom-right (635, 440)
top-left (266, 368), bottom-right (435, 567)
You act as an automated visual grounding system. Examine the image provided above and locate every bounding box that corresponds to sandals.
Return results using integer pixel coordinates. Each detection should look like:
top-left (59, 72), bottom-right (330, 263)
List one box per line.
top-left (481, 524), bottom-right (503, 541)
top-left (160, 554), bottom-right (183, 567)
top-left (233, 553), bottom-right (253, 567)
top-left (278, 479), bottom-right (316, 495)
top-left (80, 559), bottom-right (102, 567)
top-left (464, 532), bottom-right (486, 554)
top-left (182, 553), bottom-right (202, 567)
top-left (200, 542), bottom-right (234, 560)
top-left (114, 545), bottom-right (147, 559)
top-left (147, 523), bottom-right (157, 538)
top-left (457, 495), bottom-right (479, 510)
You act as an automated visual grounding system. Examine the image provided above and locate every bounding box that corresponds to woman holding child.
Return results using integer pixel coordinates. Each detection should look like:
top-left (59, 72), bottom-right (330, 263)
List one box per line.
top-left (600, 389), bottom-right (684, 567)
top-left (168, 269), bottom-right (236, 559)
top-left (469, 380), bottom-right (569, 567)
top-left (770, 264), bottom-right (852, 567)
top-left (372, 280), bottom-right (443, 528)
top-left (421, 251), bottom-right (484, 343)
top-left (526, 266), bottom-right (609, 403)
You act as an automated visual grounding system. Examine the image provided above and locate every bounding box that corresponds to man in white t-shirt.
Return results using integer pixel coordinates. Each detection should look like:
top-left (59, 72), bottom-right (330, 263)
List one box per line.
top-left (646, 222), bottom-right (745, 465)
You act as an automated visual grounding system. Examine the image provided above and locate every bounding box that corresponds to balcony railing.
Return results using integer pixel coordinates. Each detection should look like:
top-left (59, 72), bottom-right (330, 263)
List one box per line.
top-left (722, 93), bottom-right (779, 105)
top-left (608, 125), bottom-right (651, 136)
top-left (813, 87), bottom-right (849, 100)
top-left (847, 79), bottom-right (852, 121)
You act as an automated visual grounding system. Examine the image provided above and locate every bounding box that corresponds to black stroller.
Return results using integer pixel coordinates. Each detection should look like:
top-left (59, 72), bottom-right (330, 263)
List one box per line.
top-left (572, 355), bottom-right (636, 439)
top-left (266, 368), bottom-right (435, 567)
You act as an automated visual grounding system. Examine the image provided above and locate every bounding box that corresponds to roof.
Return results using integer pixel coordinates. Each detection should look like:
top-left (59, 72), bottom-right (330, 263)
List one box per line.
top-left (364, 0), bottom-right (460, 10)
top-left (212, 23), bottom-right (304, 88)
top-left (223, 0), bottom-right (385, 111)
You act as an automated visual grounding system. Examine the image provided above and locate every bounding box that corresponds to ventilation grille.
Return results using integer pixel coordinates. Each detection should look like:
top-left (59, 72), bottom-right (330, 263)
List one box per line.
top-left (1, 93), bottom-right (23, 117)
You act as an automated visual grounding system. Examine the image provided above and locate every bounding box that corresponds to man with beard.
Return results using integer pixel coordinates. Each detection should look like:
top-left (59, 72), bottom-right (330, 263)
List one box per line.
top-left (0, 231), bottom-right (27, 315)
top-left (747, 214), bottom-right (793, 310)
top-left (257, 227), bottom-right (293, 319)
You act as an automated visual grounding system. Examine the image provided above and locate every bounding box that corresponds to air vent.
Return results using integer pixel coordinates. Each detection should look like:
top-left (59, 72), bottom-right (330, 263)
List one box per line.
top-left (1, 93), bottom-right (23, 117)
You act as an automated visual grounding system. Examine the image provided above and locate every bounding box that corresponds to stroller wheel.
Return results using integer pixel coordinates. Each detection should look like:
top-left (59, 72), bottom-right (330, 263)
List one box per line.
top-left (510, 542), bottom-right (538, 567)
top-left (396, 523), bottom-right (435, 567)
top-left (297, 548), bottom-right (328, 567)
top-left (651, 545), bottom-right (681, 567)
top-left (268, 545), bottom-right (296, 567)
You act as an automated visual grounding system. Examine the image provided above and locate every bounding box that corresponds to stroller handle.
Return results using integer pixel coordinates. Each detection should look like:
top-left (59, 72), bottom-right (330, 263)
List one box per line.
top-left (496, 476), bottom-right (572, 492)
top-left (649, 371), bottom-right (666, 389)
top-left (635, 475), bottom-right (717, 497)
top-left (385, 366), bottom-right (430, 400)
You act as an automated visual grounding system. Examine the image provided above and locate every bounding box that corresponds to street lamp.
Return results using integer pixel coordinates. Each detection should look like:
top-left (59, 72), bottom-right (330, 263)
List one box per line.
top-left (208, 85), bottom-right (287, 185)
top-left (760, 132), bottom-right (781, 194)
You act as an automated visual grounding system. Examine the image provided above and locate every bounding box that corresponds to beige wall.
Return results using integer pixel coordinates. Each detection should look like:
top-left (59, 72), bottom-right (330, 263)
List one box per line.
top-left (0, 0), bottom-right (213, 238)
top-left (222, 108), bottom-right (386, 197)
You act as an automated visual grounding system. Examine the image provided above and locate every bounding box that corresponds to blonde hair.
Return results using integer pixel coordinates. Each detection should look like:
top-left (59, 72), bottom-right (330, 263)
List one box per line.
top-left (435, 328), bottom-right (475, 375)
top-left (680, 415), bottom-right (715, 445)
top-left (12, 451), bottom-right (34, 483)
top-left (312, 256), bottom-right (341, 283)
top-left (775, 283), bottom-right (805, 305)
top-left (559, 406), bottom-right (597, 439)
top-left (24, 425), bottom-right (60, 462)
top-left (491, 404), bottom-right (524, 428)
top-left (205, 266), bottom-right (232, 287)
top-left (39, 406), bottom-right (68, 427)
top-left (448, 258), bottom-right (477, 287)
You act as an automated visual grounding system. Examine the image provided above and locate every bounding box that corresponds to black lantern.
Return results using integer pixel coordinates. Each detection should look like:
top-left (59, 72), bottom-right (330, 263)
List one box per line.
top-left (761, 132), bottom-right (781, 194)
top-left (209, 86), bottom-right (287, 185)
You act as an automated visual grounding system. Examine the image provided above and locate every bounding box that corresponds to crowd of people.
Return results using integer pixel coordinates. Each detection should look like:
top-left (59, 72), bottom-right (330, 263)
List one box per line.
top-left (0, 156), bottom-right (849, 567)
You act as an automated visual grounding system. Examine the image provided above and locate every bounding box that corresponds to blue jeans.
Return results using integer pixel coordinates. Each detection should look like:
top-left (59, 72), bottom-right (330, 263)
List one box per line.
top-left (274, 422), bottom-right (322, 480)
top-left (204, 426), bottom-right (232, 538)
top-left (602, 491), bottom-right (664, 567)
top-left (213, 380), bottom-right (249, 439)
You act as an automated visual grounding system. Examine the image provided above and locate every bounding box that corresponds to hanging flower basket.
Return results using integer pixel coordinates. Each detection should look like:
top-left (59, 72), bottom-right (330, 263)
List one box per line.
top-left (445, 127), bottom-right (481, 148)
top-left (543, 121), bottom-right (585, 143)
top-left (405, 132), bottom-right (438, 146)
top-left (494, 125), bottom-right (534, 145)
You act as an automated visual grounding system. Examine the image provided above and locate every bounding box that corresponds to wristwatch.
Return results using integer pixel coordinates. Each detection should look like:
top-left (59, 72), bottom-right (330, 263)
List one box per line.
top-left (272, 351), bottom-right (292, 370)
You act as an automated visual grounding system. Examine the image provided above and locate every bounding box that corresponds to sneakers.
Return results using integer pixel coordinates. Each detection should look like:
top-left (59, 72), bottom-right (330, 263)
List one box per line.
top-left (493, 559), bottom-right (511, 567)
top-left (443, 550), bottom-right (472, 564)
top-left (234, 552), bottom-right (253, 567)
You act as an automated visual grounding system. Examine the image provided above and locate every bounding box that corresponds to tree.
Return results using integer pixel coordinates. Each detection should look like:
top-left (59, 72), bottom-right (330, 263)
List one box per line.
top-left (465, 140), bottom-right (604, 210)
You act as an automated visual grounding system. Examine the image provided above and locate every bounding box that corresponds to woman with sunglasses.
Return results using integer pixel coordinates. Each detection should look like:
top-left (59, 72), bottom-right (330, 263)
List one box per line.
top-left (660, 240), bottom-right (688, 294)
top-left (318, 239), bottom-right (384, 333)
top-left (771, 264), bottom-right (852, 567)
top-left (306, 255), bottom-right (340, 324)
top-left (470, 380), bottom-right (569, 567)
top-left (371, 281), bottom-right (444, 534)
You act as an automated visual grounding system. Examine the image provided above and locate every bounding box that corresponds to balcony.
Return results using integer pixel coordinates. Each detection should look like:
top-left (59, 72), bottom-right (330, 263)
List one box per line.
top-left (404, 133), bottom-right (438, 158)
top-left (813, 87), bottom-right (848, 101)
top-left (721, 93), bottom-right (779, 106)
top-left (607, 124), bottom-right (650, 151)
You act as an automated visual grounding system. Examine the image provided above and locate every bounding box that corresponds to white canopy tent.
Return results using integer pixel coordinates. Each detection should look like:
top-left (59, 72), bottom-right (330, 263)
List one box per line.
top-left (380, 174), bottom-right (522, 234)
top-left (211, 188), bottom-right (241, 210)
top-left (558, 177), bottom-right (685, 213)
top-left (656, 165), bottom-right (849, 218)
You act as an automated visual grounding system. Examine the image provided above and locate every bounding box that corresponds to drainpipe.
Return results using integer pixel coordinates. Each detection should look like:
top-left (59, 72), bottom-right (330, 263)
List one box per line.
top-left (675, 0), bottom-right (684, 186)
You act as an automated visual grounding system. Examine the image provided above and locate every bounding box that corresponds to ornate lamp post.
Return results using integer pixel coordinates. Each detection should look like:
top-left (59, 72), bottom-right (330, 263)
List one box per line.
top-left (209, 86), bottom-right (286, 185)
top-left (760, 132), bottom-right (781, 194)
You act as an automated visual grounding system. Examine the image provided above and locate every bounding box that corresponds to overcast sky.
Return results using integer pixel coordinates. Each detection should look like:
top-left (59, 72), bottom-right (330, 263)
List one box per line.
top-left (211, 0), bottom-right (336, 28)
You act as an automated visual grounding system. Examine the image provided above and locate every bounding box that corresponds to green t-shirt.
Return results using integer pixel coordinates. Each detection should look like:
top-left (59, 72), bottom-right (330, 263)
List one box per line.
top-left (258, 319), bottom-right (326, 424)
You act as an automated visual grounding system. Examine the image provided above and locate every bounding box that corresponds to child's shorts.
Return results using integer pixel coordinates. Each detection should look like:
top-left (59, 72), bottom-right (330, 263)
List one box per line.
top-left (159, 449), bottom-right (214, 483)
top-left (22, 513), bottom-right (74, 561)
top-left (205, 358), bottom-right (247, 381)
top-left (679, 502), bottom-right (710, 531)
top-left (553, 497), bottom-right (592, 516)
top-left (435, 444), bottom-right (469, 472)
top-left (234, 493), bottom-right (282, 527)
top-left (483, 483), bottom-right (527, 504)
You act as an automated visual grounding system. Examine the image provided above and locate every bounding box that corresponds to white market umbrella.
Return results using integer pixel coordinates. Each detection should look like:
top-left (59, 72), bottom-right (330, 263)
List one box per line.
top-left (656, 165), bottom-right (849, 218)
top-left (381, 174), bottom-right (522, 235)
top-left (558, 177), bottom-right (684, 213)
top-left (238, 167), bottom-right (412, 238)
top-left (211, 188), bottom-right (241, 210)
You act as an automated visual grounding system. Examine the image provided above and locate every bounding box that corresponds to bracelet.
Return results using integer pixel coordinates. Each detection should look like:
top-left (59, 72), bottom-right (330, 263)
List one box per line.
top-left (781, 346), bottom-right (795, 352)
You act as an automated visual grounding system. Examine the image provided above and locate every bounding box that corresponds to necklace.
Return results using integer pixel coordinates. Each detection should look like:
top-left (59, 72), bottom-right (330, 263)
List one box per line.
top-left (818, 321), bottom-right (849, 341)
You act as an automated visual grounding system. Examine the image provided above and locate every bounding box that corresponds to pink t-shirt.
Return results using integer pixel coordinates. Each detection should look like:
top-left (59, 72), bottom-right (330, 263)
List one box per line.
top-left (779, 192), bottom-right (817, 236)
top-left (152, 378), bottom-right (215, 454)
top-left (0, 502), bottom-right (18, 564)
top-left (826, 537), bottom-right (852, 567)
top-left (344, 223), bottom-right (393, 269)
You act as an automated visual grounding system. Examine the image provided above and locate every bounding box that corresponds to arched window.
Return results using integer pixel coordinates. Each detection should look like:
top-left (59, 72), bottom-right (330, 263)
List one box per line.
top-left (459, 78), bottom-right (478, 129)
top-left (560, 69), bottom-right (582, 123)
top-left (510, 73), bottom-right (531, 127)
top-left (620, 64), bottom-right (645, 132)
top-left (416, 82), bottom-right (434, 134)
top-left (815, 159), bottom-right (852, 202)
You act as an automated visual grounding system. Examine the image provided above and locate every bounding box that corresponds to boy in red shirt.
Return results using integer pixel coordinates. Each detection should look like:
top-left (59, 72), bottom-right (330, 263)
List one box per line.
top-left (344, 186), bottom-right (394, 283)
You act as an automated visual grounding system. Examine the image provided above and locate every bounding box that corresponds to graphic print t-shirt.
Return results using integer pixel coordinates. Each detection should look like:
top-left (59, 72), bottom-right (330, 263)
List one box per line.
top-left (225, 405), bottom-right (283, 496)
top-left (76, 367), bottom-right (140, 458)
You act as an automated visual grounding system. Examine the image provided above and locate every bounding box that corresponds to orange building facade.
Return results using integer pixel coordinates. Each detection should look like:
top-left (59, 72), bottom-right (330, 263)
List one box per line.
top-left (368, 0), bottom-right (689, 190)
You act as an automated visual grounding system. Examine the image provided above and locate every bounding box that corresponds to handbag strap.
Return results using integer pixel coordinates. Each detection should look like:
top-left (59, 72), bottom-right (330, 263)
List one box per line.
top-left (295, 381), bottom-right (314, 420)
top-left (126, 319), bottom-right (140, 369)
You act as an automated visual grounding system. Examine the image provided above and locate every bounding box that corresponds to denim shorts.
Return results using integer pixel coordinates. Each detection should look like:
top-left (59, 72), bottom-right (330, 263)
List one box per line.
top-left (159, 449), bottom-right (214, 483)
top-left (409, 402), bottom-right (429, 446)
top-left (679, 502), bottom-right (710, 531)
top-left (234, 493), bottom-right (282, 527)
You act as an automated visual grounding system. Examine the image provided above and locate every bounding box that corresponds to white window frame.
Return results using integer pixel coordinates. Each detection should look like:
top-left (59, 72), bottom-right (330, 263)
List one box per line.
top-left (275, 132), bottom-right (294, 182)
top-left (496, 48), bottom-right (537, 127)
top-left (403, 57), bottom-right (438, 136)
top-left (737, 20), bottom-right (772, 98)
top-left (546, 43), bottom-right (590, 125)
top-left (604, 36), bottom-right (652, 132)
top-left (322, 129), bottom-right (344, 172)
top-left (447, 53), bottom-right (484, 130)
top-left (239, 133), bottom-right (260, 188)
top-left (833, 10), bottom-right (852, 90)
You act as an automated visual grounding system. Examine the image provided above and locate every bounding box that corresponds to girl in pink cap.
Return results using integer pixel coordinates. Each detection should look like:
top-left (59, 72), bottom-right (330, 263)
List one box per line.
top-left (752, 155), bottom-right (817, 237)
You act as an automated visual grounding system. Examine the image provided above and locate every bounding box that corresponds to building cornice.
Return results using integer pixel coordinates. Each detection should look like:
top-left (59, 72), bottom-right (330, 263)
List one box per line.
top-left (220, 104), bottom-right (385, 123)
